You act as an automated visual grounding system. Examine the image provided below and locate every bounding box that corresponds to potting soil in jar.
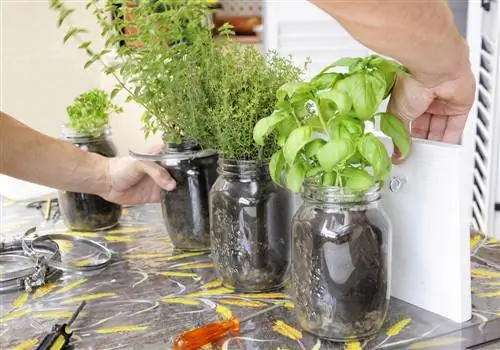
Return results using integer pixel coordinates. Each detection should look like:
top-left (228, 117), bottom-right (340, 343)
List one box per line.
top-left (291, 183), bottom-right (391, 341)
top-left (58, 124), bottom-right (122, 231)
top-left (209, 159), bottom-right (293, 292)
top-left (158, 141), bottom-right (218, 251)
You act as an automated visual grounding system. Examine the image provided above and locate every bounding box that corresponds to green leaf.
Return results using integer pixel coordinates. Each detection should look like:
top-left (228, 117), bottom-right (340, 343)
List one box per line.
top-left (358, 133), bottom-right (391, 180)
top-left (78, 41), bottom-right (91, 49)
top-left (276, 117), bottom-right (296, 139)
top-left (328, 115), bottom-right (365, 140)
top-left (379, 112), bottom-right (411, 160)
top-left (306, 115), bottom-right (324, 132)
top-left (335, 72), bottom-right (386, 120)
top-left (311, 73), bottom-right (340, 90)
top-left (58, 8), bottom-right (75, 27)
top-left (277, 82), bottom-right (312, 101)
top-left (286, 162), bottom-right (306, 193)
top-left (342, 167), bottom-right (375, 191)
top-left (322, 171), bottom-right (336, 186)
top-left (269, 150), bottom-right (285, 185)
top-left (306, 166), bottom-right (323, 177)
top-left (110, 88), bottom-right (120, 99)
top-left (368, 56), bottom-right (406, 97)
top-left (253, 111), bottom-right (289, 146)
top-left (63, 28), bottom-right (88, 43)
top-left (317, 139), bottom-right (355, 172)
top-left (319, 57), bottom-right (362, 74)
top-left (304, 138), bottom-right (327, 157)
top-left (317, 90), bottom-right (351, 116)
top-left (283, 126), bottom-right (313, 165)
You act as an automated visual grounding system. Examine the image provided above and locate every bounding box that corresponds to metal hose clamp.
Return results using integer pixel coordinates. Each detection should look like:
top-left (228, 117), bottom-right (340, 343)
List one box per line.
top-left (22, 234), bottom-right (113, 272)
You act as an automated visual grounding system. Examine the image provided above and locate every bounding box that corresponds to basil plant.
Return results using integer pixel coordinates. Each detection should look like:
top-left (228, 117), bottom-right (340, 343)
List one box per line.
top-left (253, 55), bottom-right (411, 193)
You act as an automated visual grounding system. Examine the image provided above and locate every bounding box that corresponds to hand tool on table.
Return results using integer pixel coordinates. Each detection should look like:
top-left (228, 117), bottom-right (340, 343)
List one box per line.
top-left (173, 303), bottom-right (282, 350)
top-left (36, 301), bottom-right (86, 350)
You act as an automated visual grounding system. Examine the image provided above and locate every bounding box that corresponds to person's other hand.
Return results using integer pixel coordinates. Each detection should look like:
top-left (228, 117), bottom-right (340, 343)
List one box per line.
top-left (100, 146), bottom-right (176, 205)
top-left (387, 66), bottom-right (476, 163)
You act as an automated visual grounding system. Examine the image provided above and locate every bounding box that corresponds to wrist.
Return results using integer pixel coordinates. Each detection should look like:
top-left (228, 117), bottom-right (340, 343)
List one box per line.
top-left (80, 152), bottom-right (112, 197)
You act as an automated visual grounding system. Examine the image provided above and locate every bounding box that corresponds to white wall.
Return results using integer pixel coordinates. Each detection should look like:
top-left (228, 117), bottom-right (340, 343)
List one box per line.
top-left (0, 0), bottom-right (160, 156)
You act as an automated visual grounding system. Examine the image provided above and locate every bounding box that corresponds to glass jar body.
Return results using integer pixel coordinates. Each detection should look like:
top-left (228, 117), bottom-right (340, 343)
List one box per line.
top-left (291, 184), bottom-right (392, 341)
top-left (209, 159), bottom-right (292, 292)
top-left (159, 140), bottom-right (219, 251)
top-left (58, 125), bottom-right (122, 231)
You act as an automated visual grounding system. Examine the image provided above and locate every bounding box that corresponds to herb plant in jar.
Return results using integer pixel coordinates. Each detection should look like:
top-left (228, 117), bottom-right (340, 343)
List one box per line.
top-left (58, 88), bottom-right (123, 231)
top-left (51, 0), bottom-right (222, 250)
top-left (207, 41), bottom-right (305, 292)
top-left (254, 55), bottom-right (411, 340)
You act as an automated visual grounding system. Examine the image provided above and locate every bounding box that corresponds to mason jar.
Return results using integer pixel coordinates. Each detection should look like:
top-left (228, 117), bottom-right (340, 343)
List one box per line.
top-left (58, 124), bottom-right (122, 231)
top-left (209, 158), bottom-right (293, 292)
top-left (291, 182), bottom-right (392, 341)
top-left (159, 140), bottom-right (218, 251)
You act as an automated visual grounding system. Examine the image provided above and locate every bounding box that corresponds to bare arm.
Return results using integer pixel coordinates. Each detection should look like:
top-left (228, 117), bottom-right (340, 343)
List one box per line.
top-left (309, 0), bottom-right (470, 87)
top-left (0, 111), bottom-right (109, 195)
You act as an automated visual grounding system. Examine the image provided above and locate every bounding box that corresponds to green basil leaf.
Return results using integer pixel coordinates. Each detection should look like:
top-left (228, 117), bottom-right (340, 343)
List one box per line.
top-left (358, 133), bottom-right (391, 180)
top-left (277, 82), bottom-right (312, 100)
top-left (327, 115), bottom-right (364, 140)
top-left (368, 56), bottom-right (406, 97)
top-left (292, 98), bottom-right (312, 120)
top-left (305, 115), bottom-right (324, 132)
top-left (318, 57), bottom-right (362, 75)
top-left (311, 73), bottom-right (340, 90)
top-left (379, 112), bottom-right (411, 160)
top-left (335, 72), bottom-right (386, 120)
top-left (348, 151), bottom-right (363, 164)
top-left (317, 139), bottom-right (355, 172)
top-left (306, 166), bottom-right (323, 177)
top-left (283, 126), bottom-right (313, 165)
top-left (269, 150), bottom-right (285, 185)
top-left (276, 117), bottom-right (296, 139)
top-left (342, 167), bottom-right (375, 191)
top-left (304, 138), bottom-right (327, 157)
top-left (286, 161), bottom-right (306, 193)
top-left (322, 171), bottom-right (336, 186)
top-left (318, 90), bottom-right (352, 116)
top-left (253, 111), bottom-right (289, 146)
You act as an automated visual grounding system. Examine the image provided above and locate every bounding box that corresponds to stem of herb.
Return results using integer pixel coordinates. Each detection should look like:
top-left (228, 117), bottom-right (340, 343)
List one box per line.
top-left (315, 99), bottom-right (330, 138)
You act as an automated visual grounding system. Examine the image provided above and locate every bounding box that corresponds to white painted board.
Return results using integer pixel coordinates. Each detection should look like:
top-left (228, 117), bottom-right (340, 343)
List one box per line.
top-left (380, 137), bottom-right (472, 323)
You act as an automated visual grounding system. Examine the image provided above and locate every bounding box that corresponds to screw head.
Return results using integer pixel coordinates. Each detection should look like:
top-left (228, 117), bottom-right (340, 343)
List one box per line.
top-left (389, 176), bottom-right (406, 193)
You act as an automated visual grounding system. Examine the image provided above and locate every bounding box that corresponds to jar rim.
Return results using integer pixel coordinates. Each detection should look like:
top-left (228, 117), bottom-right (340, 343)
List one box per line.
top-left (217, 157), bottom-right (270, 178)
top-left (61, 123), bottom-right (110, 139)
top-left (302, 181), bottom-right (381, 204)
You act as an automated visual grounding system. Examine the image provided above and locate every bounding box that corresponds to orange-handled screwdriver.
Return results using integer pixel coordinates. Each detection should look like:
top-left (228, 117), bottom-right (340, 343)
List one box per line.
top-left (173, 303), bottom-right (282, 350)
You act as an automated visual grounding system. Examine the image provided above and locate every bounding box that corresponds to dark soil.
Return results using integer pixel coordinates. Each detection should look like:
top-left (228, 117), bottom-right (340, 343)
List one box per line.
top-left (292, 208), bottom-right (389, 340)
top-left (160, 153), bottom-right (218, 251)
top-left (58, 137), bottom-right (122, 231)
top-left (210, 181), bottom-right (292, 292)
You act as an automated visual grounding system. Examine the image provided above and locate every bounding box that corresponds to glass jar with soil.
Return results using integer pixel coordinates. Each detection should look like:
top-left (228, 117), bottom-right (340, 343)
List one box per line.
top-left (291, 182), bottom-right (392, 341)
top-left (130, 139), bottom-right (218, 251)
top-left (58, 124), bottom-right (122, 231)
top-left (209, 159), bottom-right (293, 292)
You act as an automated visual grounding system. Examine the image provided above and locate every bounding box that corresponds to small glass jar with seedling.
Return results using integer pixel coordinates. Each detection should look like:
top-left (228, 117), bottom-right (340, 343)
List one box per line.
top-left (58, 88), bottom-right (123, 231)
top-left (254, 55), bottom-right (412, 341)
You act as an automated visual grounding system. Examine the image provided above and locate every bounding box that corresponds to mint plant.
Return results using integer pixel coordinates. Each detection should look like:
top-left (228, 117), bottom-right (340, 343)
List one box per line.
top-left (67, 88), bottom-right (122, 136)
top-left (253, 55), bottom-right (411, 192)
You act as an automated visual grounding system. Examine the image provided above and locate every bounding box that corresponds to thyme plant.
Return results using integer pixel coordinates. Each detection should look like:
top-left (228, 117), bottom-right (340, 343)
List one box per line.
top-left (67, 88), bottom-right (122, 136)
top-left (254, 55), bottom-right (412, 192)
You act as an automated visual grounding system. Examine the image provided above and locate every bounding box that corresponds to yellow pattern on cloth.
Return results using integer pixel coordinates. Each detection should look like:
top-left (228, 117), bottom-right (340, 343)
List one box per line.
top-left (272, 320), bottom-right (302, 340)
top-left (409, 337), bottom-right (466, 349)
top-left (188, 287), bottom-right (234, 297)
top-left (34, 311), bottom-right (88, 319)
top-left (0, 308), bottom-right (32, 322)
top-left (160, 297), bottom-right (201, 306)
top-left (60, 293), bottom-right (117, 304)
top-left (386, 318), bottom-right (412, 336)
top-left (472, 268), bottom-right (500, 279)
top-left (55, 278), bottom-right (88, 294)
top-left (477, 290), bottom-right (500, 298)
top-left (9, 338), bottom-right (39, 350)
top-left (202, 279), bottom-right (222, 289)
top-left (95, 325), bottom-right (148, 334)
top-left (53, 239), bottom-right (74, 253)
top-left (104, 235), bottom-right (136, 243)
top-left (216, 304), bottom-right (233, 319)
top-left (344, 342), bottom-right (362, 350)
top-left (11, 292), bottom-right (29, 310)
top-left (157, 252), bottom-right (206, 261)
top-left (173, 262), bottom-right (215, 269)
top-left (470, 234), bottom-right (483, 251)
top-left (236, 292), bottom-right (289, 299)
top-left (33, 283), bottom-right (57, 299)
top-left (124, 253), bottom-right (170, 259)
top-left (160, 271), bottom-right (199, 278)
top-left (218, 299), bottom-right (266, 308)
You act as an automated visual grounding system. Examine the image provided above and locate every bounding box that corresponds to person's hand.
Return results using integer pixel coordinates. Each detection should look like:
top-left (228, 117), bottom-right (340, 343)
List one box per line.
top-left (387, 65), bottom-right (476, 162)
top-left (99, 146), bottom-right (176, 205)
